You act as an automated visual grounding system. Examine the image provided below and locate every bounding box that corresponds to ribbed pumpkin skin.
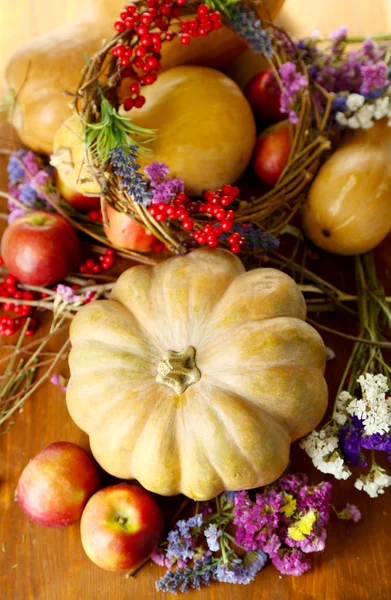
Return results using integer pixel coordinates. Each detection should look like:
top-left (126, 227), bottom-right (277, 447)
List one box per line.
top-left (67, 249), bottom-right (327, 500)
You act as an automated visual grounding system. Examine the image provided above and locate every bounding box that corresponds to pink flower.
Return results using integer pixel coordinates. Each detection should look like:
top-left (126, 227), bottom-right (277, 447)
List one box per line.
top-left (30, 170), bottom-right (50, 192)
top-left (279, 62), bottom-right (308, 124)
top-left (151, 550), bottom-right (166, 566)
top-left (271, 549), bottom-right (311, 576)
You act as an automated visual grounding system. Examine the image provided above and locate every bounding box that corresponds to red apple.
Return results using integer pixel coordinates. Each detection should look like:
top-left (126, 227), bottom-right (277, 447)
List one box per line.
top-left (80, 483), bottom-right (164, 571)
top-left (54, 169), bottom-right (101, 213)
top-left (104, 205), bottom-right (158, 253)
top-left (252, 121), bottom-right (293, 187)
top-left (17, 442), bottom-right (101, 528)
top-left (244, 69), bottom-right (284, 123)
top-left (1, 211), bottom-right (81, 286)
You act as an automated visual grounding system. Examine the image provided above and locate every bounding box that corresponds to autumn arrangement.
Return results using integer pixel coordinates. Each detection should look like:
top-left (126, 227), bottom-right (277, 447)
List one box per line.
top-left (2, 0), bottom-right (391, 593)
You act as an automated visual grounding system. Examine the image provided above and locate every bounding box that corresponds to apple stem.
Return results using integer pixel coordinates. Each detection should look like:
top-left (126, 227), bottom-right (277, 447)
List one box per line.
top-left (117, 517), bottom-right (127, 525)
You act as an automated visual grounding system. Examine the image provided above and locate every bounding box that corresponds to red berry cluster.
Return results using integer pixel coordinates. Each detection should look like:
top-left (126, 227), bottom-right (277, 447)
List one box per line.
top-left (179, 4), bottom-right (222, 45)
top-left (87, 208), bottom-right (104, 223)
top-left (112, 2), bottom-right (221, 111)
top-left (0, 273), bottom-right (38, 337)
top-left (79, 249), bottom-right (116, 274)
top-left (148, 185), bottom-right (246, 253)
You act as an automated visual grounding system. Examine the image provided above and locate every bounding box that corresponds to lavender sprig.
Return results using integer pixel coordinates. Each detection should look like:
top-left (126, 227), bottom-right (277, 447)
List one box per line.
top-left (223, 224), bottom-right (279, 252)
top-left (230, 6), bottom-right (273, 57)
top-left (109, 146), bottom-right (152, 206)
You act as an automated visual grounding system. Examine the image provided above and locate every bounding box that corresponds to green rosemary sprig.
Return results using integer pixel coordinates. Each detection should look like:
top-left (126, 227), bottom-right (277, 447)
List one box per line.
top-left (82, 97), bottom-right (156, 164)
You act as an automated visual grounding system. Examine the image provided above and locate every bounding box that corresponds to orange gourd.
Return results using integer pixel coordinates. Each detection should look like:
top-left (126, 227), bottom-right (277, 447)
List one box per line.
top-left (303, 120), bottom-right (391, 255)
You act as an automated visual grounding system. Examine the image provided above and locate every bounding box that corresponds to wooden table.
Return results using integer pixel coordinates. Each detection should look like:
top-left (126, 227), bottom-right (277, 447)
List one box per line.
top-left (1, 2), bottom-right (391, 599)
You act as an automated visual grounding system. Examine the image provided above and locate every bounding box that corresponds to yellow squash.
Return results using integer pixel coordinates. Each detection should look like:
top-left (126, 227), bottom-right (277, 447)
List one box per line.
top-left (2, 1), bottom-right (246, 155)
top-left (303, 120), bottom-right (391, 255)
top-left (67, 248), bottom-right (327, 500)
top-left (122, 66), bottom-right (257, 195)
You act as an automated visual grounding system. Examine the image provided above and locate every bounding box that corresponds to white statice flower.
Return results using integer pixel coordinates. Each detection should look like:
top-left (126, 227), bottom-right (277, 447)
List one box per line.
top-left (346, 114), bottom-right (362, 129)
top-left (352, 104), bottom-right (375, 129)
top-left (347, 373), bottom-right (391, 436)
top-left (316, 451), bottom-right (352, 480)
top-left (346, 93), bottom-right (365, 111)
top-left (337, 94), bottom-right (390, 131)
top-left (373, 96), bottom-right (390, 120)
top-left (335, 112), bottom-right (348, 126)
top-left (334, 390), bottom-right (352, 426)
top-left (300, 426), bottom-right (352, 480)
top-left (355, 467), bottom-right (391, 498)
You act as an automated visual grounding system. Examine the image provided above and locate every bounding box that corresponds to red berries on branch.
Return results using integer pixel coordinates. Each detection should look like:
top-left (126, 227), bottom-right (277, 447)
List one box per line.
top-left (79, 249), bottom-right (116, 275)
top-left (0, 273), bottom-right (37, 337)
top-left (112, 2), bottom-right (221, 111)
top-left (179, 5), bottom-right (222, 44)
top-left (148, 185), bottom-right (246, 253)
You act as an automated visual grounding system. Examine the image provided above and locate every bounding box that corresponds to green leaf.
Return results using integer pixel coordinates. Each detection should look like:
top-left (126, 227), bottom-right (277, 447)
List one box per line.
top-left (81, 97), bottom-right (157, 164)
top-left (204, 0), bottom-right (241, 18)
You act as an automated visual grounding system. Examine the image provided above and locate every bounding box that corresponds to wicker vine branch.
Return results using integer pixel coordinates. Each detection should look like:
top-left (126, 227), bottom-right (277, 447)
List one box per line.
top-left (73, 0), bottom-right (333, 258)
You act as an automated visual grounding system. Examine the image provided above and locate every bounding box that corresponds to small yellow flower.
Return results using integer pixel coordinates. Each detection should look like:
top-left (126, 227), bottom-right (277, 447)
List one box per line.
top-left (287, 510), bottom-right (317, 541)
top-left (280, 493), bottom-right (297, 517)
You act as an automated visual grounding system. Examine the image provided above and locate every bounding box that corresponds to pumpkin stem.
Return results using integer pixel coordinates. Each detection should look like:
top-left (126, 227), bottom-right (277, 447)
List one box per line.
top-left (156, 346), bottom-right (201, 395)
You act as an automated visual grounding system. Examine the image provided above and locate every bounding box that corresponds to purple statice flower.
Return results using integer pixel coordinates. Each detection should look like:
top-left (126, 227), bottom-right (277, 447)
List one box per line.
top-left (7, 150), bottom-right (27, 184)
top-left (166, 529), bottom-right (195, 563)
top-left (330, 25), bottom-right (348, 42)
top-left (22, 150), bottom-right (40, 176)
top-left (233, 489), bottom-right (282, 552)
top-left (8, 208), bottom-right (27, 224)
top-left (297, 527), bottom-right (327, 553)
top-left (338, 418), bottom-right (367, 467)
top-left (30, 170), bottom-right (51, 192)
top-left (176, 514), bottom-right (203, 537)
top-left (262, 533), bottom-right (281, 555)
top-left (360, 432), bottom-right (391, 461)
top-left (332, 95), bottom-right (348, 113)
top-left (151, 178), bottom-right (184, 205)
top-left (337, 503), bottom-right (362, 523)
top-left (56, 284), bottom-right (80, 305)
top-left (279, 473), bottom-right (309, 493)
top-left (109, 146), bottom-right (152, 206)
top-left (297, 481), bottom-right (332, 528)
top-left (204, 524), bottom-right (221, 552)
top-left (214, 550), bottom-right (267, 585)
top-left (360, 61), bottom-right (389, 95)
top-left (144, 161), bottom-right (170, 182)
top-left (230, 6), bottom-right (273, 57)
top-left (271, 549), bottom-right (311, 576)
top-left (279, 62), bottom-right (308, 124)
top-left (19, 184), bottom-right (39, 207)
top-left (274, 29), bottom-right (296, 55)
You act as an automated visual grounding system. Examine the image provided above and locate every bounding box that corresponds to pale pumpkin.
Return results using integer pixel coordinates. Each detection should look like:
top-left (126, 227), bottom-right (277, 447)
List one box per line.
top-left (51, 115), bottom-right (100, 197)
top-left (303, 120), bottom-right (391, 255)
top-left (120, 66), bottom-right (257, 195)
top-left (67, 248), bottom-right (327, 500)
top-left (2, 2), bottom-right (246, 155)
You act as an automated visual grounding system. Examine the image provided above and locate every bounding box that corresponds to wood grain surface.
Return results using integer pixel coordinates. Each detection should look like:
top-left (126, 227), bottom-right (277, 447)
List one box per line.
top-left (1, 1), bottom-right (391, 599)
